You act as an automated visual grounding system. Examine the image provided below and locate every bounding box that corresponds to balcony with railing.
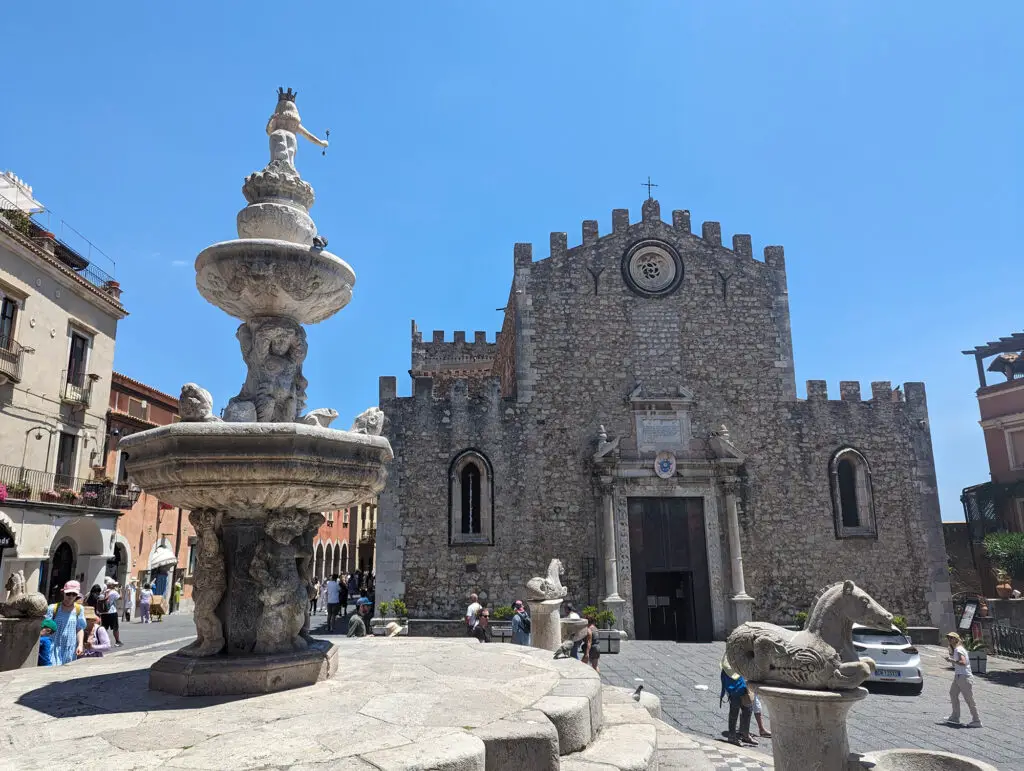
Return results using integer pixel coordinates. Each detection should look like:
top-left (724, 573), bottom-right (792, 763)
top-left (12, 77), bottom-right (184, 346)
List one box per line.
top-left (0, 338), bottom-right (26, 383)
top-left (61, 369), bottom-right (94, 408)
top-left (359, 526), bottom-right (377, 545)
top-left (0, 192), bottom-right (121, 298)
top-left (0, 463), bottom-right (140, 510)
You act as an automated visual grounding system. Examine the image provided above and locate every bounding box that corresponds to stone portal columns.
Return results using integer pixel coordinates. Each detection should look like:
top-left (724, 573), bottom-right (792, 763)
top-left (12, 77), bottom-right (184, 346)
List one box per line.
top-left (601, 483), bottom-right (623, 605)
top-left (723, 480), bottom-right (754, 627)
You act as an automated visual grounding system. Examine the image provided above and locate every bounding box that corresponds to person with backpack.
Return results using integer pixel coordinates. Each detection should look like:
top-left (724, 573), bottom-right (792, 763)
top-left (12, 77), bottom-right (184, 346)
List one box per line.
top-left (511, 600), bottom-right (532, 646)
top-left (719, 655), bottom-right (758, 746)
top-left (43, 580), bottom-right (87, 665)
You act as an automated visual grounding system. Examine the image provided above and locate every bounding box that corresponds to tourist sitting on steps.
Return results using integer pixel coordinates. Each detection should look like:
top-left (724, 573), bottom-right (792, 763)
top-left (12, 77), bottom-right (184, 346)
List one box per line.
top-left (347, 597), bottom-right (372, 637)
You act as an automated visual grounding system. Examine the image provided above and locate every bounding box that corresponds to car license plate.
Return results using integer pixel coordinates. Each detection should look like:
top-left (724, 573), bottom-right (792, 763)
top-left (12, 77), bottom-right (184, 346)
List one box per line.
top-left (876, 669), bottom-right (901, 678)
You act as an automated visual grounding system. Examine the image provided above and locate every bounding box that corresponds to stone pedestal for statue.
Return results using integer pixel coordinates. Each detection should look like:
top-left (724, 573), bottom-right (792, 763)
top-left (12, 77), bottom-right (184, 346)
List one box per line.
top-left (119, 88), bottom-right (392, 697)
top-left (528, 599), bottom-right (564, 652)
top-left (0, 618), bottom-right (42, 671)
top-left (755, 686), bottom-right (866, 771)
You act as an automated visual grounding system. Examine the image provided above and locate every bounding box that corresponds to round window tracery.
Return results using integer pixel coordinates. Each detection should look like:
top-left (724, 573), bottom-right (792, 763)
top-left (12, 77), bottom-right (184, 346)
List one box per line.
top-left (621, 240), bottom-right (684, 297)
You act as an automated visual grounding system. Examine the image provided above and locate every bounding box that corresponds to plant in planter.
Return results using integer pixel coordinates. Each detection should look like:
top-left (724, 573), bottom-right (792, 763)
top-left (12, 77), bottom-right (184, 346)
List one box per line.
top-left (983, 532), bottom-right (1024, 598)
top-left (891, 615), bottom-right (909, 635)
top-left (595, 610), bottom-right (616, 629)
top-left (57, 488), bottom-right (81, 504)
top-left (376, 600), bottom-right (391, 618)
top-left (40, 489), bottom-right (61, 502)
top-left (492, 605), bottom-right (514, 621)
top-left (581, 605), bottom-right (599, 621)
top-left (7, 481), bottom-right (32, 499)
top-left (794, 610), bottom-right (809, 629)
top-left (0, 483), bottom-right (6, 504)
top-left (962, 635), bottom-right (987, 675)
top-left (390, 599), bottom-right (408, 619)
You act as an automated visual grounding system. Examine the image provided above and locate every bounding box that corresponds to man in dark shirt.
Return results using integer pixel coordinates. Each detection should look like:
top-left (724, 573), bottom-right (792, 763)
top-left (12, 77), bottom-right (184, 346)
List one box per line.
top-left (472, 608), bottom-right (492, 643)
top-left (347, 597), bottom-right (372, 637)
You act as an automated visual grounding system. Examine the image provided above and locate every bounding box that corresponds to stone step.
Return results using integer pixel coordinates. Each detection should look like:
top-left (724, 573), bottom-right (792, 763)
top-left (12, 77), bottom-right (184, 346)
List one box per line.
top-left (561, 724), bottom-right (658, 771)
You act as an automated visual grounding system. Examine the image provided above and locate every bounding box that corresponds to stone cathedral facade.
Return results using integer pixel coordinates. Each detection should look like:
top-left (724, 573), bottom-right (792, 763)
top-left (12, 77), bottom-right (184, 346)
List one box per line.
top-left (375, 198), bottom-right (953, 640)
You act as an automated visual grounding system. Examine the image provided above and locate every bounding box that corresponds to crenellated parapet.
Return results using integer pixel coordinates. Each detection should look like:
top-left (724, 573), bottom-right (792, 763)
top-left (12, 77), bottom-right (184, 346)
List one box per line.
top-left (803, 380), bottom-right (921, 406)
top-left (513, 199), bottom-right (785, 269)
top-left (410, 320), bottom-right (499, 381)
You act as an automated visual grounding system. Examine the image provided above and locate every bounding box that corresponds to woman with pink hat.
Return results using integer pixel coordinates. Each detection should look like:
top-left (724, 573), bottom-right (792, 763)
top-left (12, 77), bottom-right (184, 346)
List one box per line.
top-left (43, 580), bottom-right (87, 665)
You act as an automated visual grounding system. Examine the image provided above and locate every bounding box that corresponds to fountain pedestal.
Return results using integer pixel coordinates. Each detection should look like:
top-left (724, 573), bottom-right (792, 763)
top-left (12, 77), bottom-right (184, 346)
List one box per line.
top-left (754, 685), bottom-right (866, 771)
top-left (528, 598), bottom-right (564, 652)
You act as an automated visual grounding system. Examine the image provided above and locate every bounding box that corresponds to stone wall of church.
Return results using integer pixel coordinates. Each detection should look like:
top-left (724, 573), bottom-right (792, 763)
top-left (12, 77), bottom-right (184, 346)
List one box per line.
top-left (377, 199), bottom-right (951, 632)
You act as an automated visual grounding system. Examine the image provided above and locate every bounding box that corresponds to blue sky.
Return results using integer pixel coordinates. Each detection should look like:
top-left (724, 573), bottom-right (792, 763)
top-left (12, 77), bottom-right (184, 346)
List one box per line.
top-left (3, 3), bottom-right (1021, 522)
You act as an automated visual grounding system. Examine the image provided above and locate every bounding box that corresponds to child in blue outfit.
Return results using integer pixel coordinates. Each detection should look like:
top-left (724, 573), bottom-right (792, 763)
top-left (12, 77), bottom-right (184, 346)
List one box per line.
top-left (720, 655), bottom-right (758, 746)
top-left (37, 619), bottom-right (57, 666)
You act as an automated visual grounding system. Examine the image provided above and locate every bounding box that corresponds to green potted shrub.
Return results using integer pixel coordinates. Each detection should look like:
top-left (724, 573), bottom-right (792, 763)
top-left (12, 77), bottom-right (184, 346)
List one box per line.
top-left (492, 605), bottom-right (514, 621)
top-left (983, 532), bottom-right (1024, 598)
top-left (963, 635), bottom-right (987, 675)
top-left (372, 598), bottom-right (409, 636)
top-left (6, 481), bottom-right (31, 499)
top-left (794, 611), bottom-right (808, 630)
top-left (891, 615), bottom-right (909, 635)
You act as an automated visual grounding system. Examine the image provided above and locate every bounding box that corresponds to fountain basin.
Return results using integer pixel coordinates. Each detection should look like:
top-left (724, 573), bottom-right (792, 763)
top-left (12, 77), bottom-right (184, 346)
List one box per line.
top-left (119, 421), bottom-right (392, 513)
top-left (195, 239), bottom-right (354, 324)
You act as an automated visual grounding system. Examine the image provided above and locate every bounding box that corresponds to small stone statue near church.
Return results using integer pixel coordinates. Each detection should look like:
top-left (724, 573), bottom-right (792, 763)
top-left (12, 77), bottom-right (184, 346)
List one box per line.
top-left (726, 580), bottom-right (892, 690)
top-left (266, 87), bottom-right (328, 169)
top-left (526, 558), bottom-right (568, 601)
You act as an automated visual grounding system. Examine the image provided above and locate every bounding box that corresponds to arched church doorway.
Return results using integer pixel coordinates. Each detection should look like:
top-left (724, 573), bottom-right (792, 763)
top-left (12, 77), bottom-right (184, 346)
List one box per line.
top-left (49, 542), bottom-right (74, 602)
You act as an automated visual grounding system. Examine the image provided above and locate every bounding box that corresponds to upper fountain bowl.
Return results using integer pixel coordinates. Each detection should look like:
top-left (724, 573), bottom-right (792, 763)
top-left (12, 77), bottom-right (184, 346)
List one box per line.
top-left (195, 239), bottom-right (354, 324)
top-left (119, 421), bottom-right (392, 514)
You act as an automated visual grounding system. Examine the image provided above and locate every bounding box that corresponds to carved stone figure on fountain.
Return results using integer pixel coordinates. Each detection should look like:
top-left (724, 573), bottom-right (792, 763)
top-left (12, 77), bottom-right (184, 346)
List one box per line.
top-left (266, 87), bottom-right (328, 170)
top-left (350, 406), bottom-right (385, 435)
top-left (179, 509), bottom-right (227, 658)
top-left (296, 512), bottom-right (324, 640)
top-left (526, 558), bottom-right (568, 601)
top-left (251, 510), bottom-right (309, 655)
top-left (725, 580), bottom-right (892, 690)
top-left (0, 570), bottom-right (47, 618)
top-left (300, 408), bottom-right (338, 428)
top-left (224, 317), bottom-right (308, 423)
top-left (179, 383), bottom-right (221, 423)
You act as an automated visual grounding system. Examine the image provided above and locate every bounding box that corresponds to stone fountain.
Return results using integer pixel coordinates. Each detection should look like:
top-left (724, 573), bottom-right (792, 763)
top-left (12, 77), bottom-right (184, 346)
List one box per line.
top-left (120, 88), bottom-right (392, 696)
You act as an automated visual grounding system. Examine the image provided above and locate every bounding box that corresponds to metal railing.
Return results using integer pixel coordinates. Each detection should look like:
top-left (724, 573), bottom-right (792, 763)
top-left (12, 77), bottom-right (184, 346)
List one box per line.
top-left (0, 338), bottom-right (25, 383)
top-left (992, 624), bottom-right (1024, 661)
top-left (359, 526), bottom-right (377, 545)
top-left (61, 369), bottom-right (92, 407)
top-left (0, 197), bottom-right (118, 293)
top-left (0, 463), bottom-right (140, 509)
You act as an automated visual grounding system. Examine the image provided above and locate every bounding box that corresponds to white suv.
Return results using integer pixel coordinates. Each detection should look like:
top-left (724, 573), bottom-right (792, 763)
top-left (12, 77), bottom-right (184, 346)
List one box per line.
top-left (852, 623), bottom-right (923, 694)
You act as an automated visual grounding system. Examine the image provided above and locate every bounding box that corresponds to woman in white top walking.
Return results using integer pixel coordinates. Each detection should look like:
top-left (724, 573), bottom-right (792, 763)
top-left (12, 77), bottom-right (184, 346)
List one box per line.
top-left (944, 632), bottom-right (982, 727)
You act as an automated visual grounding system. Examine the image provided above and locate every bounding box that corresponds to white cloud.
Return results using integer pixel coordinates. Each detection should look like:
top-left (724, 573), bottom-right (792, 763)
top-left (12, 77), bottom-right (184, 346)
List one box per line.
top-left (170, 259), bottom-right (188, 267)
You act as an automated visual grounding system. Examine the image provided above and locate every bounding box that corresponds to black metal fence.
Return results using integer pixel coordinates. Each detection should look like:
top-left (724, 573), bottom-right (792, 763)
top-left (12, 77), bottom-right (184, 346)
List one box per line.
top-left (992, 624), bottom-right (1024, 661)
top-left (0, 463), bottom-right (140, 509)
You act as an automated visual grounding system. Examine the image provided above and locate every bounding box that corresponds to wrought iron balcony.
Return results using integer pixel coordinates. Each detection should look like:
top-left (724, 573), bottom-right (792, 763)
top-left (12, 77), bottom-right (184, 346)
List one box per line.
top-left (0, 463), bottom-right (139, 509)
top-left (0, 338), bottom-right (25, 384)
top-left (61, 369), bottom-right (94, 407)
top-left (359, 526), bottom-right (377, 545)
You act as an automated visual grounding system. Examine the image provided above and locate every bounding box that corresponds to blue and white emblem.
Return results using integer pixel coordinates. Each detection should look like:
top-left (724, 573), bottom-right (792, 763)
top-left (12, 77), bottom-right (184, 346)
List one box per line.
top-left (654, 451), bottom-right (676, 479)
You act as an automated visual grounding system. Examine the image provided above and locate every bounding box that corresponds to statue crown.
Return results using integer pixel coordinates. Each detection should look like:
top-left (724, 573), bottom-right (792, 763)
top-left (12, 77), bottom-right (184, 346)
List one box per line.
top-left (277, 87), bottom-right (298, 103)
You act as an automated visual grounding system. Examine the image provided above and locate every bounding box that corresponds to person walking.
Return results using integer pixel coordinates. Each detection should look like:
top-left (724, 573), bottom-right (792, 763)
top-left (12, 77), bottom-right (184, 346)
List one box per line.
top-left (720, 655), bottom-right (757, 746)
top-left (944, 632), bottom-right (982, 727)
top-left (43, 581), bottom-right (86, 665)
top-left (565, 603), bottom-right (585, 659)
top-left (325, 574), bottom-right (342, 632)
top-left (84, 584), bottom-right (102, 612)
top-left (581, 617), bottom-right (601, 672)
top-left (123, 580), bottom-right (137, 623)
top-left (310, 579), bottom-right (320, 616)
top-left (472, 607), bottom-right (492, 643)
top-left (465, 593), bottom-right (482, 636)
top-left (79, 608), bottom-right (112, 658)
top-left (139, 582), bottom-right (154, 624)
top-left (99, 578), bottom-right (123, 646)
top-left (510, 600), bottom-right (532, 646)
top-left (171, 580), bottom-right (183, 614)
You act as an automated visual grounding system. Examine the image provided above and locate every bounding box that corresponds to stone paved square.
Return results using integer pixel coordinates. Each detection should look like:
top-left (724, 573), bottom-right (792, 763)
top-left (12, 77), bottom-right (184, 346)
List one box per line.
top-left (601, 640), bottom-right (1024, 770)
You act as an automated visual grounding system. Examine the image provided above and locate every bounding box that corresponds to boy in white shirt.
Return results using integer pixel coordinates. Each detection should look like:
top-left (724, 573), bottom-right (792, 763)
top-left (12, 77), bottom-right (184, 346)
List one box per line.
top-left (944, 632), bottom-right (982, 727)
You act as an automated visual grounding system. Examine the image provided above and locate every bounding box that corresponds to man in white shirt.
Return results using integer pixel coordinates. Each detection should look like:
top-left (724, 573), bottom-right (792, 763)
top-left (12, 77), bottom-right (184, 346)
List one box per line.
top-left (325, 574), bottom-right (342, 632)
top-left (465, 593), bottom-right (482, 636)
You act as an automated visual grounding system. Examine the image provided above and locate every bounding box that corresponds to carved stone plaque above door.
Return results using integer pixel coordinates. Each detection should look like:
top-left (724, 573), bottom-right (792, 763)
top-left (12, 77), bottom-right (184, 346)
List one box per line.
top-left (629, 385), bottom-right (693, 454)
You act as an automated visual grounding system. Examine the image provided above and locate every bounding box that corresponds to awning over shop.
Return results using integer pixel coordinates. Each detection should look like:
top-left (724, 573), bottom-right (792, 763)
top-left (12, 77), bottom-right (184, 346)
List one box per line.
top-left (148, 546), bottom-right (177, 570)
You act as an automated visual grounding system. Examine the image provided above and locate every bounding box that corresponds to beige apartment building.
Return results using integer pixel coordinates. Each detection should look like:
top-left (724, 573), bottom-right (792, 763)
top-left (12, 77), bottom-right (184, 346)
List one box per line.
top-left (0, 172), bottom-right (129, 600)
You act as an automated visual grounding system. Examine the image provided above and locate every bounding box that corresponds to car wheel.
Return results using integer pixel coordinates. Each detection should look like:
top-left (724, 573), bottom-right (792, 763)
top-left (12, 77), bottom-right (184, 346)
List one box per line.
top-left (908, 683), bottom-right (923, 695)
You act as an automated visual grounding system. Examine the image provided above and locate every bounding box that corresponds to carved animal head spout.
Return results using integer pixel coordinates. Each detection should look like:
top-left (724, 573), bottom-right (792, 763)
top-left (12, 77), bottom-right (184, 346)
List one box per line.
top-left (842, 580), bottom-right (893, 629)
top-left (809, 579), bottom-right (893, 634)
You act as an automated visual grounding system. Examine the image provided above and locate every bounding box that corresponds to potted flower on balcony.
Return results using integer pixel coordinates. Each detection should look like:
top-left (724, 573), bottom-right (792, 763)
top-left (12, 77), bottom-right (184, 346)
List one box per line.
top-left (40, 489), bottom-right (61, 503)
top-left (58, 488), bottom-right (81, 504)
top-left (7, 481), bottom-right (32, 499)
top-left (0, 483), bottom-right (6, 504)
top-left (983, 532), bottom-right (1024, 598)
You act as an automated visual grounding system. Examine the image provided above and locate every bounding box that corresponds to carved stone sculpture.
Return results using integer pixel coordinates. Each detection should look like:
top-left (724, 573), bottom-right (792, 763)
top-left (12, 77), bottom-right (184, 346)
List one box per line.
top-left (300, 408), bottom-right (339, 428)
top-left (350, 406), bottom-right (384, 435)
top-left (179, 383), bottom-right (221, 422)
top-left (178, 510), bottom-right (227, 657)
top-left (297, 512), bottom-right (325, 639)
top-left (250, 510), bottom-right (309, 654)
top-left (526, 558), bottom-right (568, 601)
top-left (726, 580), bottom-right (893, 690)
top-left (266, 87), bottom-right (328, 170)
top-left (224, 317), bottom-right (308, 423)
top-left (0, 571), bottom-right (46, 618)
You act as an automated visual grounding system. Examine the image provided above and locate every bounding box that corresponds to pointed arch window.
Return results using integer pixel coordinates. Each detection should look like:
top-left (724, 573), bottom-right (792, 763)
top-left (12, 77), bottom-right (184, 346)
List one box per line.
top-left (829, 447), bottom-right (877, 538)
top-left (449, 449), bottom-right (494, 545)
